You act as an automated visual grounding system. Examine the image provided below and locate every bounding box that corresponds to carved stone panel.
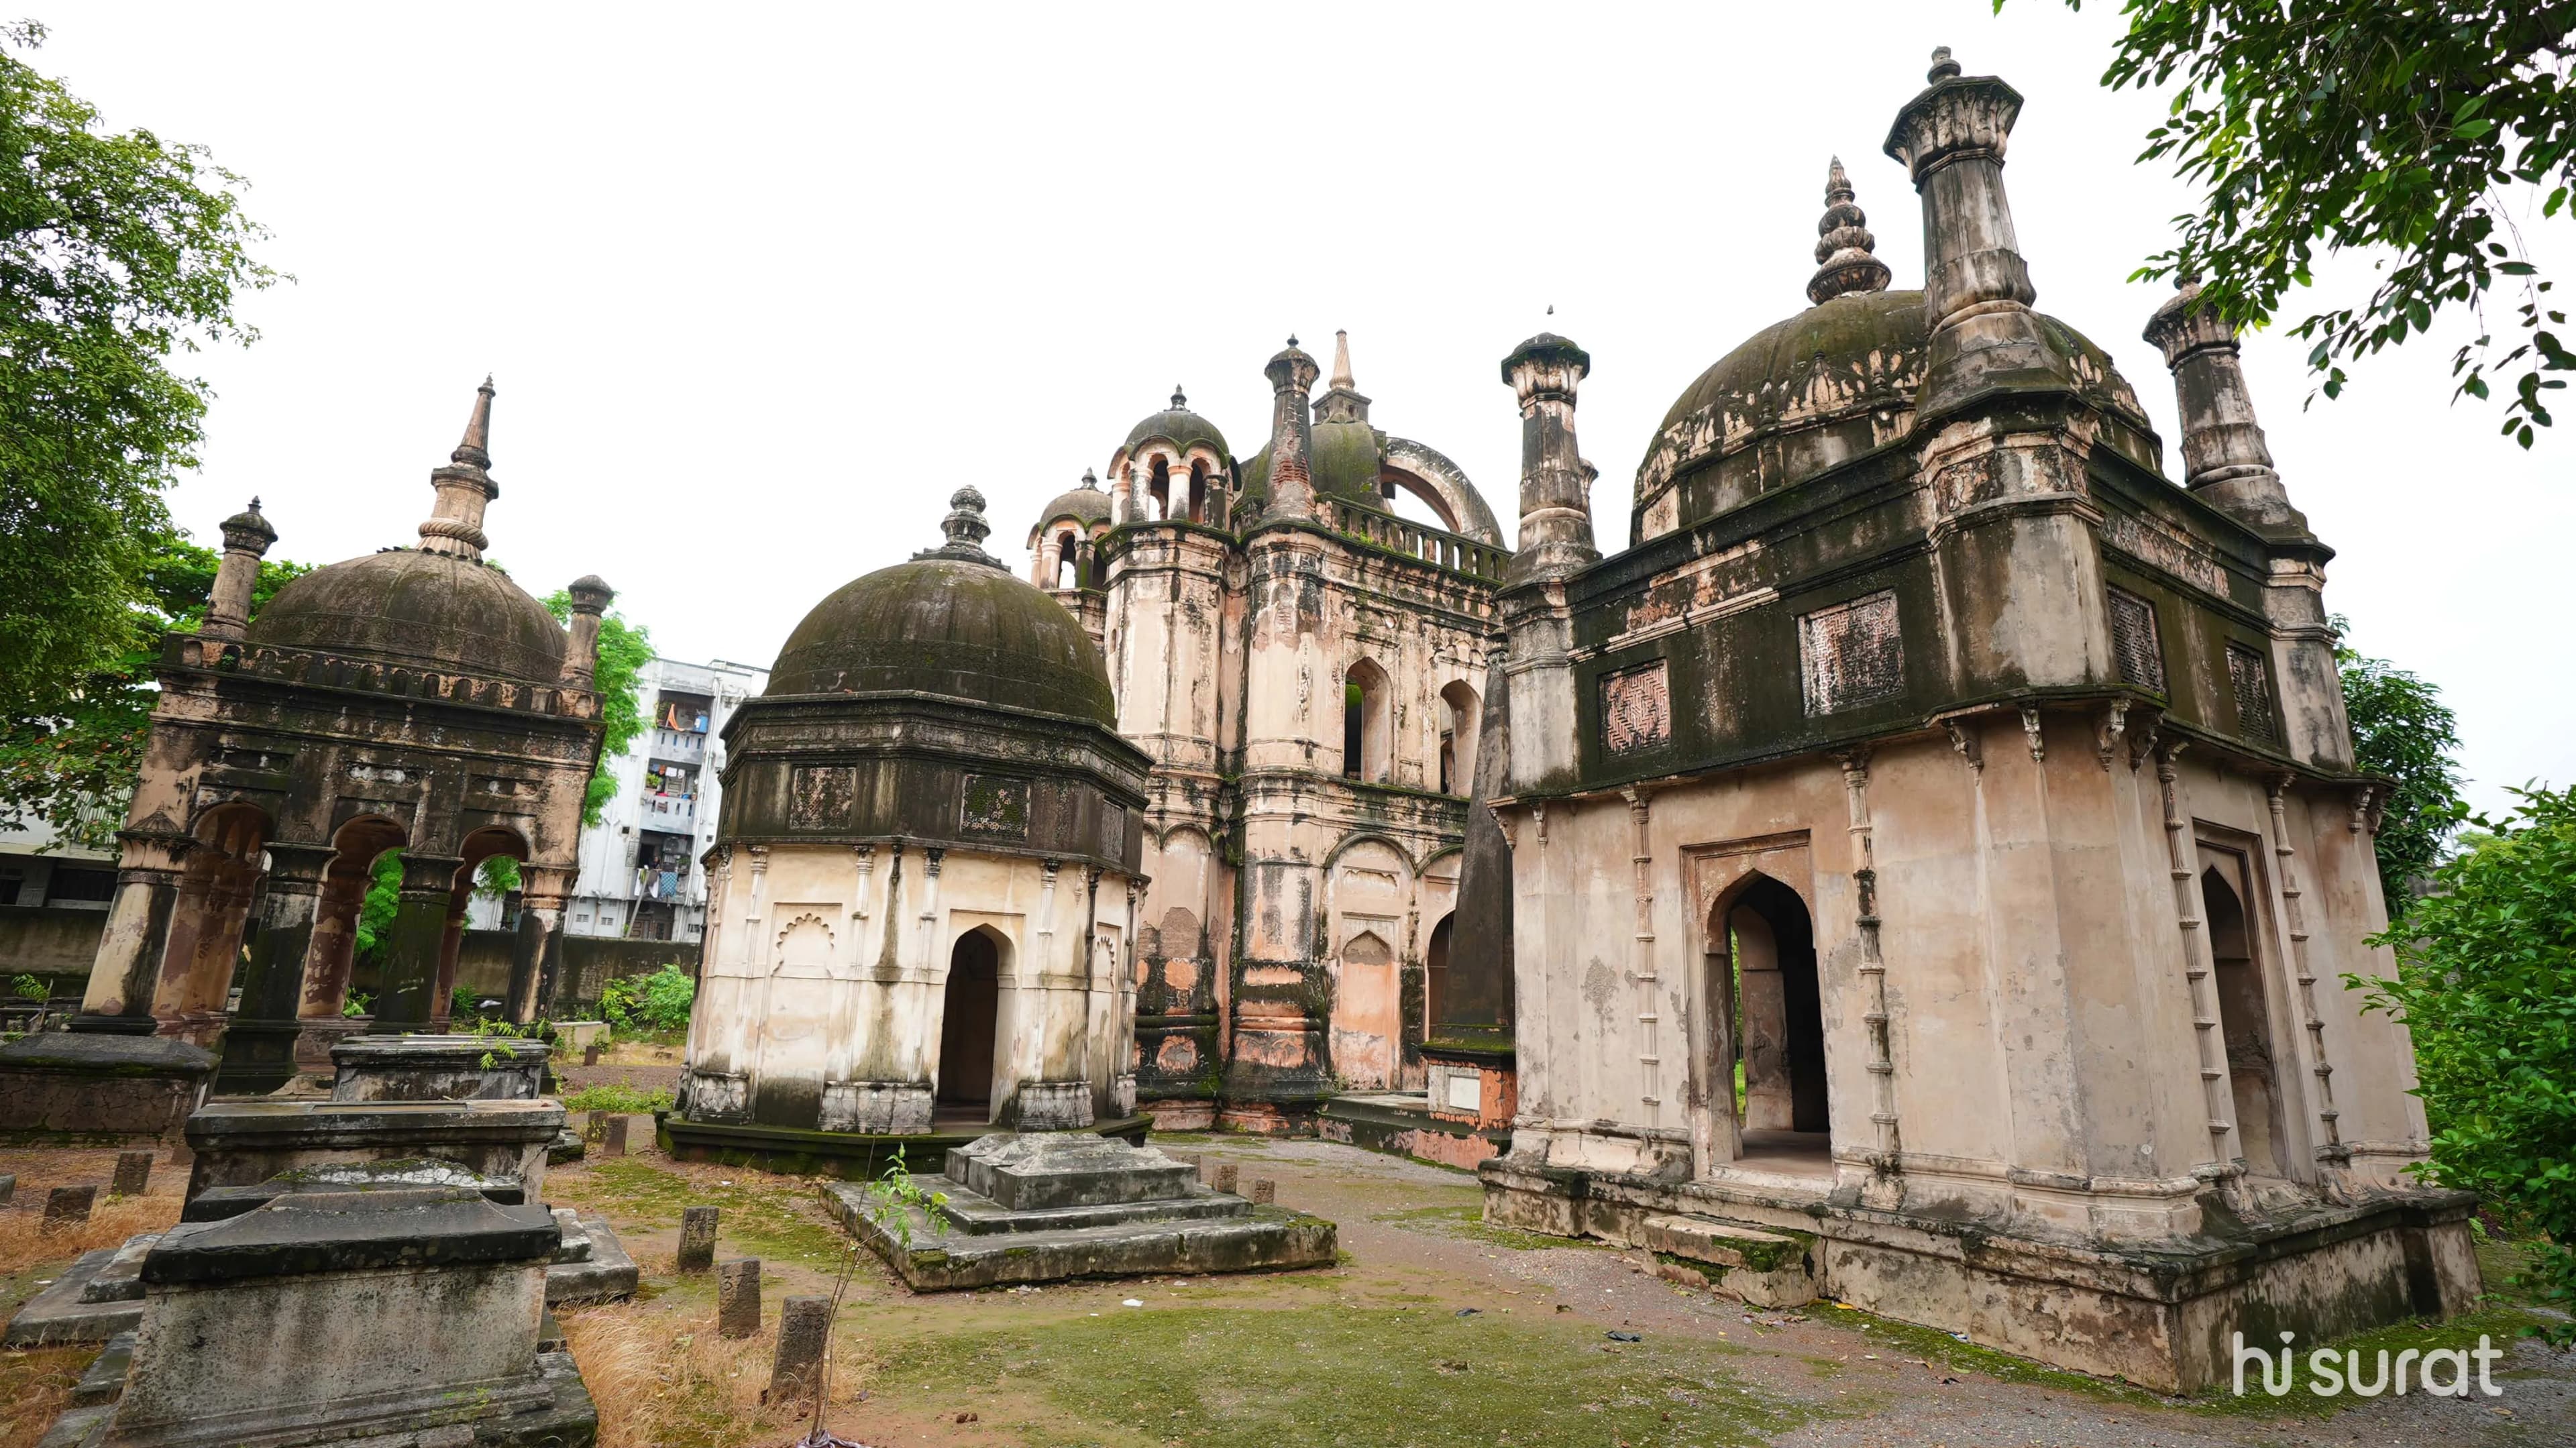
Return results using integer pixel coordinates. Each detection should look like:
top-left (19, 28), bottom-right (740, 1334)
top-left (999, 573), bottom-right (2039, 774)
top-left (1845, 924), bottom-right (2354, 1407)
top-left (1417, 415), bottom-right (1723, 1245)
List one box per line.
top-left (2107, 586), bottom-right (2166, 693)
top-left (959, 773), bottom-right (1030, 840)
top-left (1600, 660), bottom-right (1672, 755)
top-left (1799, 590), bottom-right (1904, 716)
top-left (2226, 644), bottom-right (2279, 746)
top-left (788, 765), bottom-right (855, 831)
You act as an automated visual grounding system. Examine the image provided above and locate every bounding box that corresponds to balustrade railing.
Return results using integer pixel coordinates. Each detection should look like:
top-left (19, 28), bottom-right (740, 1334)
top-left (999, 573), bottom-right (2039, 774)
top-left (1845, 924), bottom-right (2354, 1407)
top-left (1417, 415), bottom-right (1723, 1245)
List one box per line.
top-left (1320, 497), bottom-right (1507, 581)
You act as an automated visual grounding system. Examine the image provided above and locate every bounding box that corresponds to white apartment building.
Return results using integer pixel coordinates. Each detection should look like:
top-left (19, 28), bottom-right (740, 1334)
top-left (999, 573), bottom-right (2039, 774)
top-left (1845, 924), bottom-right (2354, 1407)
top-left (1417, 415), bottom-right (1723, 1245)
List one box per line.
top-left (468, 655), bottom-right (767, 942)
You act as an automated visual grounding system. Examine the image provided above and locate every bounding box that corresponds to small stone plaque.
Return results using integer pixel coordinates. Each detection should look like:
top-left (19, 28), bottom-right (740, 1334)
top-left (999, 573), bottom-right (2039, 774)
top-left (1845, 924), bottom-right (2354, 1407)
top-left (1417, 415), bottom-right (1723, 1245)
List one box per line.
top-left (765, 1296), bottom-right (830, 1404)
top-left (959, 774), bottom-right (1030, 839)
top-left (111, 1150), bottom-right (152, 1198)
top-left (678, 1206), bottom-right (717, 1274)
top-left (42, 1184), bottom-right (96, 1233)
top-left (718, 1258), bottom-right (762, 1339)
top-left (787, 764), bottom-right (855, 832)
top-left (1799, 590), bottom-right (1904, 716)
top-left (1600, 660), bottom-right (1672, 755)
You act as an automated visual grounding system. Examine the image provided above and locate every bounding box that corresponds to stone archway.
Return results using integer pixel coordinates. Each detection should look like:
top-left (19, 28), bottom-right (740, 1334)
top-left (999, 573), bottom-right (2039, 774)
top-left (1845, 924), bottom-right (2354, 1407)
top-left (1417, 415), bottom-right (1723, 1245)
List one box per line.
top-left (1709, 871), bottom-right (1830, 1176)
top-left (938, 927), bottom-right (1005, 1119)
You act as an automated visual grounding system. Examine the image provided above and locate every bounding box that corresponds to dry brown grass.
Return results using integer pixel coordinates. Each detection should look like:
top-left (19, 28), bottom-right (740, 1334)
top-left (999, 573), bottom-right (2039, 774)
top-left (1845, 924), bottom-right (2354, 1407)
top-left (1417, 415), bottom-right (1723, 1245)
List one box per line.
top-left (559, 1300), bottom-right (868, 1448)
top-left (0, 1345), bottom-right (90, 1448)
top-left (0, 1194), bottom-right (180, 1278)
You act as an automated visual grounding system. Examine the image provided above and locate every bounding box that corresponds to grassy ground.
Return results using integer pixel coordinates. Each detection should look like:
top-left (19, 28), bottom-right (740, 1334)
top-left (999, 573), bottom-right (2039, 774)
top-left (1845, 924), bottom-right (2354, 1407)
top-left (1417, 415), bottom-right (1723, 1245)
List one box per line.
top-left (7, 1130), bottom-right (2573, 1448)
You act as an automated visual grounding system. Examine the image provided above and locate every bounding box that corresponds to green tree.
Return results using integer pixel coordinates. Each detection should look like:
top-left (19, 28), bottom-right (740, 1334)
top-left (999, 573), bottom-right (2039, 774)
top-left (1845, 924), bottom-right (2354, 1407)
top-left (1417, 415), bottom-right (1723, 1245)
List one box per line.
top-left (1, 21), bottom-right (278, 718)
top-left (2033, 2), bottom-right (2576, 445)
top-left (353, 849), bottom-right (402, 966)
top-left (2334, 617), bottom-right (2469, 905)
top-left (546, 590), bottom-right (651, 826)
top-left (0, 532), bottom-right (307, 847)
top-left (2353, 786), bottom-right (2576, 1342)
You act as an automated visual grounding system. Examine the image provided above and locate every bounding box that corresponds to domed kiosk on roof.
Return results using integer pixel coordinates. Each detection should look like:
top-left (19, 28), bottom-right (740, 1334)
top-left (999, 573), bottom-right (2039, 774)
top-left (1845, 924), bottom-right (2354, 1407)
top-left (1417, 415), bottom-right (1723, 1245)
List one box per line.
top-left (676, 488), bottom-right (1154, 1151)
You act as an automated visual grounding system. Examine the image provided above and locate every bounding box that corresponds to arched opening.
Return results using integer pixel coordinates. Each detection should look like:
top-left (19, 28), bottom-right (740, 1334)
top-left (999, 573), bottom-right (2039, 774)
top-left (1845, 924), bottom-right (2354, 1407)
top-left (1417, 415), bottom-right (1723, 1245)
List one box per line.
top-left (1709, 873), bottom-right (1829, 1175)
top-left (936, 926), bottom-right (1004, 1119)
top-left (282, 814), bottom-right (408, 1072)
top-left (1187, 461), bottom-right (1209, 523)
top-left (1053, 529), bottom-right (1079, 588)
top-left (1146, 455), bottom-right (1170, 522)
top-left (1438, 680), bottom-right (1479, 795)
top-left (2201, 865), bottom-right (2284, 1175)
top-left (1378, 467), bottom-right (1462, 535)
top-left (1342, 658), bottom-right (1390, 783)
top-left (1424, 913), bottom-right (1454, 1032)
top-left (435, 826), bottom-right (529, 1029)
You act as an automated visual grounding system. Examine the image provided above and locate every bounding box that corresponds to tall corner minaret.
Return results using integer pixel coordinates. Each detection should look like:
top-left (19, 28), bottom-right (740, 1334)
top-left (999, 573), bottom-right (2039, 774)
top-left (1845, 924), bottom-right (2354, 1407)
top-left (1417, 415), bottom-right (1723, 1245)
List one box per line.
top-left (1495, 330), bottom-right (1597, 794)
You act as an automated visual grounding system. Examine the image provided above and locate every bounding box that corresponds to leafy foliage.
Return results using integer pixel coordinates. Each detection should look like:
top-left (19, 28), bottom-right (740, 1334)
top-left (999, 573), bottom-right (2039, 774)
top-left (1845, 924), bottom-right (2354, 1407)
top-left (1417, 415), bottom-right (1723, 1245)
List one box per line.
top-left (2333, 617), bottom-right (2469, 903)
top-left (2033, 1), bottom-right (2576, 445)
top-left (353, 850), bottom-right (402, 966)
top-left (0, 22), bottom-right (278, 719)
top-left (2353, 786), bottom-right (2576, 1343)
top-left (599, 963), bottom-right (694, 1037)
top-left (474, 854), bottom-right (521, 899)
top-left (10, 972), bottom-right (46, 1001)
top-left (545, 590), bottom-right (651, 826)
top-left (562, 1081), bottom-right (676, 1115)
top-left (0, 533), bottom-right (307, 847)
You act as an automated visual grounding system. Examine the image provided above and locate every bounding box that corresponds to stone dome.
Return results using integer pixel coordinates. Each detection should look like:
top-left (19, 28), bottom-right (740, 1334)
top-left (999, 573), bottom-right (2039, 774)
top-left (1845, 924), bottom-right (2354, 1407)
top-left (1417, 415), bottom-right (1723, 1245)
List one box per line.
top-left (765, 555), bottom-right (1115, 727)
top-left (1631, 288), bottom-right (2149, 537)
top-left (1122, 388), bottom-right (1230, 461)
top-left (246, 548), bottom-right (568, 685)
top-left (1028, 473), bottom-right (1112, 545)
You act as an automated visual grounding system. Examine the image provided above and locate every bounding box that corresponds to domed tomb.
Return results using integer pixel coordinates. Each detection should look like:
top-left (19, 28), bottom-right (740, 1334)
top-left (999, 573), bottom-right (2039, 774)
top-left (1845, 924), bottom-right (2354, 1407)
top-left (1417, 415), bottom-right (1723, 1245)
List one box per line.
top-left (1629, 162), bottom-right (2157, 544)
top-left (680, 489), bottom-right (1152, 1152)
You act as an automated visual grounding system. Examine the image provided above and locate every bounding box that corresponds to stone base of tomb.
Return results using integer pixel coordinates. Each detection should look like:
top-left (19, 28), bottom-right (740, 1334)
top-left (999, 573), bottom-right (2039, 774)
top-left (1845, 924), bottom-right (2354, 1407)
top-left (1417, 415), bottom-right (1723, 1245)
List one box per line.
top-left (207, 1015), bottom-right (304, 1098)
top-left (182, 1097), bottom-right (564, 1201)
top-left (823, 1132), bottom-right (1338, 1291)
top-left (1319, 1091), bottom-right (1511, 1172)
top-left (30, 1184), bottom-right (595, 1448)
top-left (0, 1034), bottom-right (214, 1140)
top-left (1480, 1152), bottom-right (2483, 1392)
top-left (329, 1033), bottom-right (553, 1102)
top-left (7, 1160), bottom-right (634, 1348)
top-left (662, 1109), bottom-right (1153, 1180)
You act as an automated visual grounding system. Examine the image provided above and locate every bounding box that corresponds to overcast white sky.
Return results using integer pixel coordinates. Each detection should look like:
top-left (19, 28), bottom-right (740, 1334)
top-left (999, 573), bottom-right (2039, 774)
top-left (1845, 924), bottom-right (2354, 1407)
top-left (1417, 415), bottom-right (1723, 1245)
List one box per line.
top-left (34, 2), bottom-right (2571, 818)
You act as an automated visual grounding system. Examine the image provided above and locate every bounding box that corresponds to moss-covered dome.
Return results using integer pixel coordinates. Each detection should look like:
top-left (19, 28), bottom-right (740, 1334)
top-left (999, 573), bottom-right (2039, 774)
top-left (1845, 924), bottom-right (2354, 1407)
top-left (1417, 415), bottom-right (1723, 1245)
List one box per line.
top-left (246, 548), bottom-right (568, 684)
top-left (765, 556), bottom-right (1114, 726)
top-left (1122, 388), bottom-right (1230, 461)
top-left (1631, 289), bottom-right (2149, 537)
top-left (1238, 414), bottom-right (1385, 515)
top-left (1028, 474), bottom-right (1112, 545)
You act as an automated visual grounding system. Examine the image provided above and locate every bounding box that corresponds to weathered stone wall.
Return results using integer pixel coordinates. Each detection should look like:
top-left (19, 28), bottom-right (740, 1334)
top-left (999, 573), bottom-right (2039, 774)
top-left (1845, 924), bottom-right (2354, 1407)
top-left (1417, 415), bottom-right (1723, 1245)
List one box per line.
top-left (0, 904), bottom-right (111, 983)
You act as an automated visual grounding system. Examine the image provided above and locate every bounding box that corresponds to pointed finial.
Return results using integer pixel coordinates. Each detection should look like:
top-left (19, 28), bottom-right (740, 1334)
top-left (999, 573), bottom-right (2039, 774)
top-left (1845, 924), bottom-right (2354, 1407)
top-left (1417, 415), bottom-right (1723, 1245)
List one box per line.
top-left (452, 376), bottom-right (495, 469)
top-left (918, 484), bottom-right (1002, 568)
top-left (1080, 467), bottom-right (1100, 490)
top-left (1286, 334), bottom-right (1299, 349)
top-left (1171, 385), bottom-right (1187, 410)
top-left (249, 496), bottom-right (262, 510)
top-left (1546, 304), bottom-right (1554, 315)
top-left (1807, 157), bottom-right (1892, 304)
top-left (1330, 330), bottom-right (1354, 392)
top-left (1927, 46), bottom-right (1960, 82)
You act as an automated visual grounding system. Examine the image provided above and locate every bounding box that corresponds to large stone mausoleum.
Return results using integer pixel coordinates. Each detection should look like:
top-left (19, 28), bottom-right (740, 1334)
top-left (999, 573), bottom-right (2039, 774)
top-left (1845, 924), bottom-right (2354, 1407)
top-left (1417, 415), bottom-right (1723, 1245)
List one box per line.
top-left (672, 489), bottom-right (1154, 1157)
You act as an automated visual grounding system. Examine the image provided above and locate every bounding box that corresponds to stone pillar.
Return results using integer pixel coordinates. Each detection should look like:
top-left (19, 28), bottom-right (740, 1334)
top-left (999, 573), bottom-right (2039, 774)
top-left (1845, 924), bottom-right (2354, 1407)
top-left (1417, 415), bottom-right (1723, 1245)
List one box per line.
top-left (558, 575), bottom-right (614, 692)
top-left (199, 501), bottom-right (277, 642)
top-left (1499, 333), bottom-right (1597, 586)
top-left (429, 894), bottom-right (469, 1031)
top-left (369, 853), bottom-right (468, 1032)
top-left (72, 832), bottom-right (192, 1034)
top-left (1882, 47), bottom-right (2068, 417)
top-left (1260, 339), bottom-right (1322, 522)
top-left (1036, 534), bottom-right (1062, 588)
top-left (1497, 333), bottom-right (1596, 797)
top-left (214, 842), bottom-right (335, 1094)
top-left (508, 867), bottom-right (572, 1025)
top-left (153, 845), bottom-right (261, 1051)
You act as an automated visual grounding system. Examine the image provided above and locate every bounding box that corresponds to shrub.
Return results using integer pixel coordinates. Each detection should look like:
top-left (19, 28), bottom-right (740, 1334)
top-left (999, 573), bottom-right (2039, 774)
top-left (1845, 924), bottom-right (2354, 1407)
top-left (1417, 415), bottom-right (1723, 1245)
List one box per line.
top-left (2354, 785), bottom-right (2576, 1343)
top-left (563, 1082), bottom-right (675, 1115)
top-left (600, 964), bottom-right (694, 1038)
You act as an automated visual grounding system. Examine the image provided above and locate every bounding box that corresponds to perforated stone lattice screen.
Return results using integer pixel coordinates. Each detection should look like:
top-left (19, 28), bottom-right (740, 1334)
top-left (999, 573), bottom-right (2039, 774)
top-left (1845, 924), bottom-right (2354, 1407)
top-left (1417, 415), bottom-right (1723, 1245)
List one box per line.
top-left (787, 765), bottom-right (855, 831)
top-left (2226, 645), bottom-right (2279, 746)
top-left (1799, 590), bottom-right (1904, 716)
top-left (1600, 660), bottom-right (1672, 755)
top-left (2107, 587), bottom-right (2166, 693)
top-left (959, 773), bottom-right (1031, 839)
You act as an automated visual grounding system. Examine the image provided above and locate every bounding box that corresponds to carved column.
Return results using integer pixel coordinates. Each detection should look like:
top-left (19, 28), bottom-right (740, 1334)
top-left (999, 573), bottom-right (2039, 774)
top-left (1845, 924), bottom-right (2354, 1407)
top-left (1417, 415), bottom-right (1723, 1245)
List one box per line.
top-left (2155, 742), bottom-right (2240, 1176)
top-left (1621, 788), bottom-right (1662, 1130)
top-left (70, 831), bottom-right (193, 1033)
top-left (2266, 776), bottom-right (2346, 1173)
top-left (1835, 750), bottom-right (1902, 1204)
top-left (508, 865), bottom-right (572, 1024)
top-left (215, 842), bottom-right (335, 1093)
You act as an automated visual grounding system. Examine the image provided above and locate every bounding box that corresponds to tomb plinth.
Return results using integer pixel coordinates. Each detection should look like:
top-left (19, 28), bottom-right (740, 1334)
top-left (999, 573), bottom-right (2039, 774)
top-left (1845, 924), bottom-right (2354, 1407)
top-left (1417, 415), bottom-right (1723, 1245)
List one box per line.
top-left (0, 1034), bottom-right (213, 1140)
top-left (824, 1132), bottom-right (1336, 1290)
top-left (181, 1098), bottom-right (563, 1203)
top-left (329, 1034), bottom-right (553, 1102)
top-left (33, 1186), bottom-right (596, 1448)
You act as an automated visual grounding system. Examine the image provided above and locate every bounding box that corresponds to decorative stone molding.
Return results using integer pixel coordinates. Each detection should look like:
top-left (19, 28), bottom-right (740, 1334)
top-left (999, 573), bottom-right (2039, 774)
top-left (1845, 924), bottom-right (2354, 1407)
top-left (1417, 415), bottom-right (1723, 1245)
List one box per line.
top-left (820, 1079), bottom-right (934, 1135)
top-left (1010, 1080), bottom-right (1095, 1131)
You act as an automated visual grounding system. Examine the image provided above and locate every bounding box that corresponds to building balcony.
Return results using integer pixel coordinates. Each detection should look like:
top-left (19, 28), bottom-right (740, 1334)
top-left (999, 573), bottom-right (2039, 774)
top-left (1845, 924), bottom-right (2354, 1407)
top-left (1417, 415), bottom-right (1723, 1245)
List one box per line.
top-left (639, 793), bottom-right (696, 832)
top-left (653, 727), bottom-right (706, 757)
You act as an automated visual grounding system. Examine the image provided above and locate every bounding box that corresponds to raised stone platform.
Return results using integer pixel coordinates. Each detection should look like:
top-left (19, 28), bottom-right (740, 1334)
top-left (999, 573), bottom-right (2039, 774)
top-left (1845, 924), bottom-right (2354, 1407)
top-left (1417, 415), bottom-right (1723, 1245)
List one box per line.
top-left (825, 1132), bottom-right (1337, 1291)
top-left (330, 1033), bottom-right (552, 1102)
top-left (663, 1109), bottom-right (1153, 1180)
top-left (182, 1097), bottom-right (564, 1202)
top-left (0, 1034), bottom-right (213, 1140)
top-left (32, 1185), bottom-right (597, 1448)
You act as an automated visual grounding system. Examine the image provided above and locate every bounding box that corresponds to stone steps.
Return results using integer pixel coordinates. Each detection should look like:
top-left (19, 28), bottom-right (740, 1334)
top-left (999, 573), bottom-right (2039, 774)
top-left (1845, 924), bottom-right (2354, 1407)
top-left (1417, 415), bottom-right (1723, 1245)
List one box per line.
top-left (1638, 1212), bottom-right (1818, 1306)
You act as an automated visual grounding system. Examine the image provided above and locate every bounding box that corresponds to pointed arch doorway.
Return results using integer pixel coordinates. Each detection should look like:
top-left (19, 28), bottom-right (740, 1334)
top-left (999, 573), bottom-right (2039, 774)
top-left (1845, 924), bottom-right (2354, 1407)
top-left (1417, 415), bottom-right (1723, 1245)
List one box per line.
top-left (1705, 872), bottom-right (1832, 1178)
